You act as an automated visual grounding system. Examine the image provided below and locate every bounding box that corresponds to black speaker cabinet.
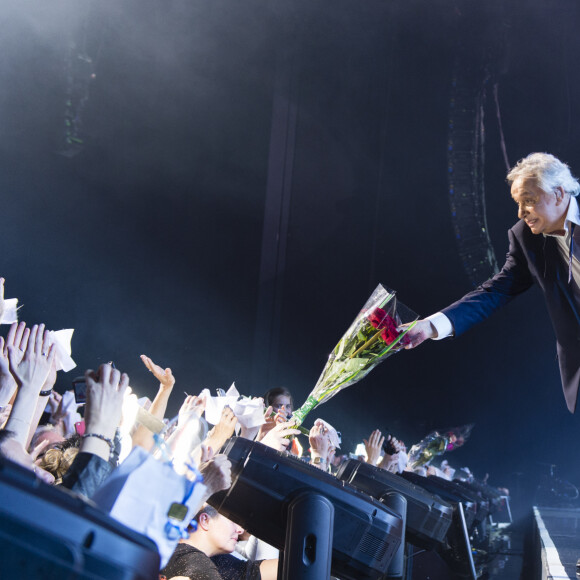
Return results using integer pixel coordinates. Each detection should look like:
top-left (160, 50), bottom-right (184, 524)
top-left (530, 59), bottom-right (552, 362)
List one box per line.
top-left (209, 437), bottom-right (404, 580)
top-left (0, 457), bottom-right (160, 579)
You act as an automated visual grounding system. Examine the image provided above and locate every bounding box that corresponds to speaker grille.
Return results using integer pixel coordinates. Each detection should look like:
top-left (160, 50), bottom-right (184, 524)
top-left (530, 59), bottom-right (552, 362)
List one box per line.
top-left (359, 532), bottom-right (389, 561)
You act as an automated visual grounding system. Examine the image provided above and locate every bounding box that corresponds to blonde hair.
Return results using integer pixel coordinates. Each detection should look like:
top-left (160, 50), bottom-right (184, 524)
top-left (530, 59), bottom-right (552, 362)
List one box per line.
top-left (38, 447), bottom-right (79, 484)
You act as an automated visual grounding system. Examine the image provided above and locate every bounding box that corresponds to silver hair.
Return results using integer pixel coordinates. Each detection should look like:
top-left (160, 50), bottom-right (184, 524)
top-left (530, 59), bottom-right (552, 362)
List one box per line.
top-left (506, 152), bottom-right (580, 196)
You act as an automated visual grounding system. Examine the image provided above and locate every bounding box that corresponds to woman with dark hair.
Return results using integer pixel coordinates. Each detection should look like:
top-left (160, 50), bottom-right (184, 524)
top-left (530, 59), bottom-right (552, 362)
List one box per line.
top-left (262, 387), bottom-right (293, 419)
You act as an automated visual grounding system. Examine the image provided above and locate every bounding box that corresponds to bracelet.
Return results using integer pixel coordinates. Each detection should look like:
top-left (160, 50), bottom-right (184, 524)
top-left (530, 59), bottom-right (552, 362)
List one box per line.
top-left (39, 388), bottom-right (53, 397)
top-left (312, 456), bottom-right (326, 465)
top-left (81, 433), bottom-right (114, 454)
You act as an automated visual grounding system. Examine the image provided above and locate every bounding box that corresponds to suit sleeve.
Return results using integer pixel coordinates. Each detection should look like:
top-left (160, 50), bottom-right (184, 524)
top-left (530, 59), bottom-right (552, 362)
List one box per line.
top-left (442, 227), bottom-right (534, 337)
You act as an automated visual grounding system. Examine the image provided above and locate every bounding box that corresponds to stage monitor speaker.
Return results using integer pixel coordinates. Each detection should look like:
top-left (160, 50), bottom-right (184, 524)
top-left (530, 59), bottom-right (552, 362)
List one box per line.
top-left (0, 456), bottom-right (160, 580)
top-left (336, 459), bottom-right (453, 548)
top-left (456, 479), bottom-right (501, 516)
top-left (337, 461), bottom-right (477, 580)
top-left (209, 437), bottom-right (403, 580)
top-left (401, 471), bottom-right (479, 531)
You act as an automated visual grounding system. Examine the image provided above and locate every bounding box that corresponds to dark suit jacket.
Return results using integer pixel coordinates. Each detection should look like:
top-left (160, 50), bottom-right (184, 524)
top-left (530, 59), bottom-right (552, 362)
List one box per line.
top-left (442, 219), bottom-right (580, 413)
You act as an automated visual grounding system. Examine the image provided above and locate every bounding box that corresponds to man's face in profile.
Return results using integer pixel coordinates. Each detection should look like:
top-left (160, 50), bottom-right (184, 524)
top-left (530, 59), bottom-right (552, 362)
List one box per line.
top-left (511, 177), bottom-right (569, 235)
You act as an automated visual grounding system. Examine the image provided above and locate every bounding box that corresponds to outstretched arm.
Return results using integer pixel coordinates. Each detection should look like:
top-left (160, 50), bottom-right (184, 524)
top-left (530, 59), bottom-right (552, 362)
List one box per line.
top-left (204, 405), bottom-right (238, 453)
top-left (131, 355), bottom-right (176, 450)
top-left (140, 354), bottom-right (175, 419)
top-left (6, 324), bottom-right (55, 446)
top-left (81, 363), bottom-right (127, 461)
top-left (405, 226), bottom-right (534, 349)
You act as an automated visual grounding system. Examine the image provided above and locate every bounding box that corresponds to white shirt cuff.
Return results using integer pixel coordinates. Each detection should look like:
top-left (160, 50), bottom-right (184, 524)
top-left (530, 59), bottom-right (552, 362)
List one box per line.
top-left (426, 312), bottom-right (453, 340)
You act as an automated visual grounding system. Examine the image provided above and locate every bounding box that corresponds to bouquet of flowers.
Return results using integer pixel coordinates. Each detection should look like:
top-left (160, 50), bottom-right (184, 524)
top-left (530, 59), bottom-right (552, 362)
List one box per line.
top-left (292, 284), bottom-right (418, 425)
top-left (407, 424), bottom-right (474, 469)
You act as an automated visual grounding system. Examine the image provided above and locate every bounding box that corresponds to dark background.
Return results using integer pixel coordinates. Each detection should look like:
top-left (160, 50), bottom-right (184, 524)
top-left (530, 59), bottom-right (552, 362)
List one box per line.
top-left (2, 0), bottom-right (580, 500)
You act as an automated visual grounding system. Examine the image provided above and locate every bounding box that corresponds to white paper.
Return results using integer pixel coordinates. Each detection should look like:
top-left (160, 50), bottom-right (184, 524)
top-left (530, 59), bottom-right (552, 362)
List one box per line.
top-left (0, 298), bottom-right (18, 324)
top-left (313, 418), bottom-right (341, 449)
top-left (232, 397), bottom-right (266, 429)
top-left (397, 450), bottom-right (409, 473)
top-left (201, 383), bottom-right (239, 425)
top-left (49, 329), bottom-right (76, 372)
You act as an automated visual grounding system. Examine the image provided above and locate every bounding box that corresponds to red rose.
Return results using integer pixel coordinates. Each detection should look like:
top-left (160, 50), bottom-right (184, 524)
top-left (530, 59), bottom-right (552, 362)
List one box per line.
top-left (381, 327), bottom-right (398, 345)
top-left (384, 316), bottom-right (397, 332)
top-left (379, 314), bottom-right (404, 345)
top-left (368, 308), bottom-right (388, 329)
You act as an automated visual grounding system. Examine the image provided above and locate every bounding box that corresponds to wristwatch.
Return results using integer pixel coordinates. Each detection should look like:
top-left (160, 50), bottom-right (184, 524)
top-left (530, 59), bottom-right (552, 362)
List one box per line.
top-left (312, 456), bottom-right (327, 465)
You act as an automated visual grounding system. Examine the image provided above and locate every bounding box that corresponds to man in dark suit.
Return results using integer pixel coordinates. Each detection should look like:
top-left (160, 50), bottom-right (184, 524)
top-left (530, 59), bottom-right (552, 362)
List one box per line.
top-left (405, 153), bottom-right (580, 412)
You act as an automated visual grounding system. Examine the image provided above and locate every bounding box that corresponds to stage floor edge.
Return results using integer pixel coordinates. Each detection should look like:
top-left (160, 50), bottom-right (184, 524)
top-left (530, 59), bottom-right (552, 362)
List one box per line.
top-left (534, 506), bottom-right (580, 580)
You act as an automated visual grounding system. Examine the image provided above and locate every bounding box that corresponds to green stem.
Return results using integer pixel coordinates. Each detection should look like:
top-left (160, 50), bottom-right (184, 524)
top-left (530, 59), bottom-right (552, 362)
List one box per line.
top-left (292, 395), bottom-right (319, 426)
top-left (349, 327), bottom-right (384, 359)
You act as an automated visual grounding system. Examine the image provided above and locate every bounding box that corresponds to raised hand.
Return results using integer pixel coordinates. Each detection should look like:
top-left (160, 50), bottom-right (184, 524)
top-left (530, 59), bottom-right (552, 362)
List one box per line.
top-left (379, 435), bottom-right (404, 472)
top-left (84, 363), bottom-right (128, 442)
top-left (363, 429), bottom-right (385, 466)
top-left (7, 324), bottom-right (55, 392)
top-left (256, 405), bottom-right (286, 440)
top-left (4, 325), bottom-right (56, 446)
top-left (198, 454), bottom-right (232, 500)
top-left (205, 405), bottom-right (237, 452)
top-left (45, 391), bottom-right (64, 419)
top-left (140, 354), bottom-right (175, 390)
top-left (5, 321), bottom-right (28, 367)
top-left (261, 420), bottom-right (300, 452)
top-left (178, 394), bottom-right (206, 427)
top-left (309, 423), bottom-right (331, 458)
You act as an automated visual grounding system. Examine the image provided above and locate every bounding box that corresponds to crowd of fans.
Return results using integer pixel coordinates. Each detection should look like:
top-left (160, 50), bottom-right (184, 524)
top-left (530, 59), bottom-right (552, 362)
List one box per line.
top-left (0, 276), bottom-right (506, 580)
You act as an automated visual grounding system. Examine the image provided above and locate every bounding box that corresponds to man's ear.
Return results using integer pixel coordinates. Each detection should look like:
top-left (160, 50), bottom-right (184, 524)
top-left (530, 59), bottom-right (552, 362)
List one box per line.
top-left (555, 186), bottom-right (567, 203)
top-left (197, 512), bottom-right (211, 531)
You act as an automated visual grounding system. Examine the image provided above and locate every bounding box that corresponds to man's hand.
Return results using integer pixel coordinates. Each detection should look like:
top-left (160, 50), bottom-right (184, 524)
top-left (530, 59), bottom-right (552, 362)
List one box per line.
top-left (401, 319), bottom-right (437, 349)
top-left (363, 429), bottom-right (385, 467)
top-left (140, 354), bottom-right (175, 390)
